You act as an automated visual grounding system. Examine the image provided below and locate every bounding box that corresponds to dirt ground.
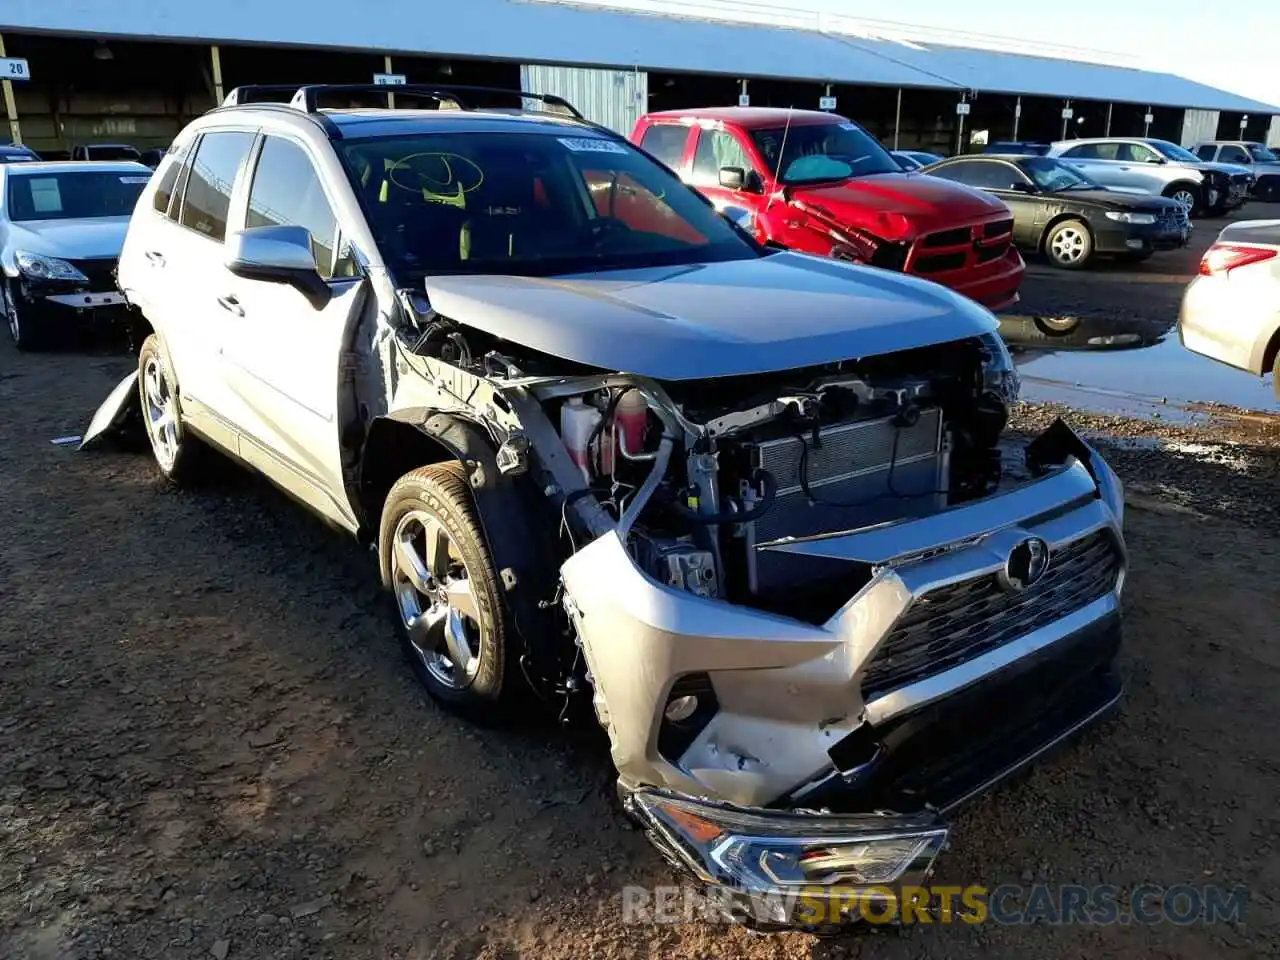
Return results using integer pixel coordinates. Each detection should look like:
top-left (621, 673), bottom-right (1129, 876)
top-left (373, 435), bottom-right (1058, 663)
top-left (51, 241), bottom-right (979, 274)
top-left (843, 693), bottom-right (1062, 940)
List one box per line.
top-left (2, 246), bottom-right (1279, 959)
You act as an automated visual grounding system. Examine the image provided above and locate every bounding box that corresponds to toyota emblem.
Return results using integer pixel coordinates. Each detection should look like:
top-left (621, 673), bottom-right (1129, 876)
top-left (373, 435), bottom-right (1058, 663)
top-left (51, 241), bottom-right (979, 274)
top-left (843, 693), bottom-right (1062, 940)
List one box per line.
top-left (998, 537), bottom-right (1051, 592)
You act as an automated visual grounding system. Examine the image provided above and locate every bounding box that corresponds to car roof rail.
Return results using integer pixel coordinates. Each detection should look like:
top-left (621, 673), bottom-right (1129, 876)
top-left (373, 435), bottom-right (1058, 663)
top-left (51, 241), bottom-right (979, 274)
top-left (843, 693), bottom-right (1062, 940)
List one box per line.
top-left (222, 84), bottom-right (320, 107)
top-left (285, 83), bottom-right (587, 122)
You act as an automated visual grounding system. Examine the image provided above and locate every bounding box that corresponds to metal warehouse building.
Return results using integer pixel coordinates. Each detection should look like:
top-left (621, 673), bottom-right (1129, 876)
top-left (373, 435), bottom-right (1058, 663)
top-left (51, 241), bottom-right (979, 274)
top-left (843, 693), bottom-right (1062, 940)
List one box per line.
top-left (2, 0), bottom-right (1278, 156)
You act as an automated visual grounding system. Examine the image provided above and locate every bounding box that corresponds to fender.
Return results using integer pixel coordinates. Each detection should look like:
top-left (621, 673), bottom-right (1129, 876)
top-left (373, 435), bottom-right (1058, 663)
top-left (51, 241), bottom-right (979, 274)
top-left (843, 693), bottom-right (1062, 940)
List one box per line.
top-left (373, 409), bottom-right (566, 690)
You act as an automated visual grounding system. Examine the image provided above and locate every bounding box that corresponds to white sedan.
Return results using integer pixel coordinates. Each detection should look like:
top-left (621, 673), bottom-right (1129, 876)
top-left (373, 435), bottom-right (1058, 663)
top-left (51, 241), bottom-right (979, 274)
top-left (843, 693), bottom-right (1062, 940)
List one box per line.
top-left (0, 160), bottom-right (151, 350)
top-left (1177, 219), bottom-right (1280, 400)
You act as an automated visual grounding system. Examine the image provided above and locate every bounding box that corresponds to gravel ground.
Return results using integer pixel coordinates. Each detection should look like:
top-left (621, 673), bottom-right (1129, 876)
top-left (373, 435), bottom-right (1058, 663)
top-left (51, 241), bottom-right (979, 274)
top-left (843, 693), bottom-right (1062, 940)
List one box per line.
top-left (2, 247), bottom-right (1279, 959)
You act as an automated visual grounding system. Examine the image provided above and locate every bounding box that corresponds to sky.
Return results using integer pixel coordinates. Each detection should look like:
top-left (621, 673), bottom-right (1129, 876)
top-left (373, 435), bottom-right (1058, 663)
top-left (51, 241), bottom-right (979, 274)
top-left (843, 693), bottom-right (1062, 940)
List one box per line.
top-left (580, 0), bottom-right (1280, 109)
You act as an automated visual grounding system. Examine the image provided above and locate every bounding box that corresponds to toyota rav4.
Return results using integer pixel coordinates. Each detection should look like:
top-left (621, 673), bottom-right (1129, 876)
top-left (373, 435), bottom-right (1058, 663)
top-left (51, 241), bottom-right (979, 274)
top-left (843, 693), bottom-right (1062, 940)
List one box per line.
top-left (86, 84), bottom-right (1127, 928)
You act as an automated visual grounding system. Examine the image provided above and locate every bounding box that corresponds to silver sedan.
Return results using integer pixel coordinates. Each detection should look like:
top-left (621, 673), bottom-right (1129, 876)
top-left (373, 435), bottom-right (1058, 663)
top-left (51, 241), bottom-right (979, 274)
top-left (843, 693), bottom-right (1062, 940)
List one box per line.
top-left (1178, 219), bottom-right (1280, 399)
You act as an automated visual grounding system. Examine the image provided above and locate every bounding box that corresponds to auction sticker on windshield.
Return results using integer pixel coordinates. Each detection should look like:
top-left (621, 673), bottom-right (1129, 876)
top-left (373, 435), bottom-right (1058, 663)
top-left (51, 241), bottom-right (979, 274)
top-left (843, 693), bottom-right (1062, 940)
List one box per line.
top-left (120, 176), bottom-right (151, 184)
top-left (558, 137), bottom-right (629, 154)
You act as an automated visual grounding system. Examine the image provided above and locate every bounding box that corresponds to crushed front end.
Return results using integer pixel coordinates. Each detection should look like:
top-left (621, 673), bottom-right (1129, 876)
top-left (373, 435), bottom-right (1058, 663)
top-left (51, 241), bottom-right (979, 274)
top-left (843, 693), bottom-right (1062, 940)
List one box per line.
top-left (527, 335), bottom-right (1124, 926)
top-left (4, 254), bottom-right (129, 338)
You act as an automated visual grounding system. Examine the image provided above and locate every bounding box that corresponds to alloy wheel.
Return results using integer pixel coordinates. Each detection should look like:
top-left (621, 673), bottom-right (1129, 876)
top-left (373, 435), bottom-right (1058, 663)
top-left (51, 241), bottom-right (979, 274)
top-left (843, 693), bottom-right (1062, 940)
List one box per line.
top-left (3, 285), bottom-right (19, 344)
top-left (1049, 226), bottom-right (1088, 265)
top-left (142, 355), bottom-right (179, 471)
top-left (1171, 189), bottom-right (1197, 213)
top-left (390, 509), bottom-right (482, 689)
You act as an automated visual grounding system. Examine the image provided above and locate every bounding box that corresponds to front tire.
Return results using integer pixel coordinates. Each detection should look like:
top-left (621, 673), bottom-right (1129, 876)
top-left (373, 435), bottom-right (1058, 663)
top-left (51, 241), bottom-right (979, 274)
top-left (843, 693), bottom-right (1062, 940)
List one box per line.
top-left (1164, 183), bottom-right (1201, 217)
top-left (3, 279), bottom-right (41, 352)
top-left (1044, 220), bottom-right (1093, 269)
top-left (137, 334), bottom-right (205, 484)
top-left (379, 463), bottom-right (515, 720)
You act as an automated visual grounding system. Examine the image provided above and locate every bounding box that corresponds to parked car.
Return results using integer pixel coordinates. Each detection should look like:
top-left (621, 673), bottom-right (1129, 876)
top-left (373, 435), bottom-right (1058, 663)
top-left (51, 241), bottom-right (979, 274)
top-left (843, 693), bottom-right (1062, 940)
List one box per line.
top-left (891, 149), bottom-right (943, 170)
top-left (984, 141), bottom-right (1051, 156)
top-left (1, 160), bottom-right (152, 349)
top-left (138, 147), bottom-right (166, 169)
top-left (71, 143), bottom-right (143, 163)
top-left (924, 154), bottom-right (1190, 268)
top-left (0, 143), bottom-right (40, 164)
top-left (631, 107), bottom-right (1025, 310)
top-left (1178, 219), bottom-right (1280, 400)
top-left (85, 84), bottom-right (1128, 925)
top-left (1047, 137), bottom-right (1252, 217)
top-left (1191, 140), bottom-right (1280, 202)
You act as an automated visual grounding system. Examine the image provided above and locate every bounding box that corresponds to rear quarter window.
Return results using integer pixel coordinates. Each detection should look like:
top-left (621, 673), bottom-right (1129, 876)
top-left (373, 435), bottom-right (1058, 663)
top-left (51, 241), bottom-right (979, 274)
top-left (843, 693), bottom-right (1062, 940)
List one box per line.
top-left (638, 124), bottom-right (690, 171)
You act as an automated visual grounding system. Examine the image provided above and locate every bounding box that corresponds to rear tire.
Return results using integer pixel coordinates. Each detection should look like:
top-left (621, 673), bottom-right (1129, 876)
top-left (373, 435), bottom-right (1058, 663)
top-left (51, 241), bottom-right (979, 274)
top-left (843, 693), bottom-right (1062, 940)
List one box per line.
top-left (1044, 220), bottom-right (1093, 269)
top-left (379, 462), bottom-right (516, 722)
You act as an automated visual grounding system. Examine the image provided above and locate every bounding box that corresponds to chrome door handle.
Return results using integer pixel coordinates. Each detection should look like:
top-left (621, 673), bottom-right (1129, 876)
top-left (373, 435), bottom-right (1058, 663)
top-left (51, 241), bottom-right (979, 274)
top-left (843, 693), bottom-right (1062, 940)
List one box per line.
top-left (216, 295), bottom-right (244, 317)
top-left (144, 250), bottom-right (166, 266)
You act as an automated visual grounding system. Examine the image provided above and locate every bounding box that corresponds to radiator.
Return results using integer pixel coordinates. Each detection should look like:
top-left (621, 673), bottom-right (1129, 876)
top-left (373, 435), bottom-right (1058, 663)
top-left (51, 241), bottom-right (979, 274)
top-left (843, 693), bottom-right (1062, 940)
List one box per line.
top-left (748, 408), bottom-right (945, 592)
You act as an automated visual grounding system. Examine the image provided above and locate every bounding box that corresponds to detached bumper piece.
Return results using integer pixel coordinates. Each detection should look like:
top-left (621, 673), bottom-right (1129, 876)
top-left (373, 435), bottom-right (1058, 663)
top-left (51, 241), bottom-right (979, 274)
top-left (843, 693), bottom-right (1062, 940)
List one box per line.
top-left (624, 788), bottom-right (948, 930)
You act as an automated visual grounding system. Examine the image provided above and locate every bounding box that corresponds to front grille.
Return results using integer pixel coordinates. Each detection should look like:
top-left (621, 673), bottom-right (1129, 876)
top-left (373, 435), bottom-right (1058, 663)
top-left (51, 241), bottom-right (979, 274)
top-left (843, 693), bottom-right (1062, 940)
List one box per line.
top-left (975, 241), bottom-right (1009, 263)
top-left (920, 227), bottom-right (970, 248)
top-left (915, 251), bottom-right (967, 273)
top-left (67, 257), bottom-right (120, 291)
top-left (983, 218), bottom-right (1013, 238)
top-left (860, 530), bottom-right (1122, 698)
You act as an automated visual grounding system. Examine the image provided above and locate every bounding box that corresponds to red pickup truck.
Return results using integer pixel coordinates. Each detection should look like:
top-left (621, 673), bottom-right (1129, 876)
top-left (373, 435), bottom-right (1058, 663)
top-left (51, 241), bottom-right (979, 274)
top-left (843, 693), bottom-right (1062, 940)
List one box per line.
top-left (631, 107), bottom-right (1025, 310)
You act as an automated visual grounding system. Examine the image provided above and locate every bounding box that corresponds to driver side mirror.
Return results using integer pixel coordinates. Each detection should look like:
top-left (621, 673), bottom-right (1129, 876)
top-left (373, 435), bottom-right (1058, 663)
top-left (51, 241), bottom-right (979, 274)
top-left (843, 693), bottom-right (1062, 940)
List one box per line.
top-left (225, 225), bottom-right (332, 310)
top-left (1009, 181), bottom-right (1037, 193)
top-left (718, 166), bottom-right (750, 191)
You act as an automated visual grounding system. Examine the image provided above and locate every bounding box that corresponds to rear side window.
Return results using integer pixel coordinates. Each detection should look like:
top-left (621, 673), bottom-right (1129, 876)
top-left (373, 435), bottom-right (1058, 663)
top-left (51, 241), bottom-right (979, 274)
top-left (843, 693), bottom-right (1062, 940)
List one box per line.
top-left (246, 136), bottom-right (348, 278)
top-left (930, 160), bottom-right (1016, 189)
top-left (1062, 143), bottom-right (1107, 159)
top-left (179, 130), bottom-right (255, 241)
top-left (639, 124), bottom-right (689, 171)
top-left (1195, 145), bottom-right (1218, 161)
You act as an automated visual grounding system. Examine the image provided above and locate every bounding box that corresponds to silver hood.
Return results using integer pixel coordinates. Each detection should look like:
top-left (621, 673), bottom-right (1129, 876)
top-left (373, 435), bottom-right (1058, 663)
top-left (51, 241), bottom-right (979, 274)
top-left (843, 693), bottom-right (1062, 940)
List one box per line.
top-left (424, 252), bottom-right (998, 380)
top-left (4, 216), bottom-right (130, 261)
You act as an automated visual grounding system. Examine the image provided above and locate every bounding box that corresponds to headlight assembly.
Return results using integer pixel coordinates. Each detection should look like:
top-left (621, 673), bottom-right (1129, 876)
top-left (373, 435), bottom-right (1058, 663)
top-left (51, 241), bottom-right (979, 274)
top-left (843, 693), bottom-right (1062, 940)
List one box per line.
top-left (1104, 211), bottom-right (1156, 224)
top-left (15, 252), bottom-right (88, 282)
top-left (979, 330), bottom-right (1021, 405)
top-left (627, 789), bottom-right (948, 923)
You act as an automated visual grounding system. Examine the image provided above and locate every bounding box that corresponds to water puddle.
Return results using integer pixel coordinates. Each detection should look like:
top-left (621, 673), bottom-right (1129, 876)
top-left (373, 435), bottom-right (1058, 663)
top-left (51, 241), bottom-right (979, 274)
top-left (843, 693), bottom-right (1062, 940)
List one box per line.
top-left (999, 314), bottom-right (1277, 423)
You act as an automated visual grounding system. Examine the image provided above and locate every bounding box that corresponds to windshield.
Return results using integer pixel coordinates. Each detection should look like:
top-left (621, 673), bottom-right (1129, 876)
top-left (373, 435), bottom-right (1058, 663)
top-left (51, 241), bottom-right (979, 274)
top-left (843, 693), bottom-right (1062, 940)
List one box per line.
top-left (336, 130), bottom-right (760, 281)
top-left (1022, 156), bottom-right (1098, 191)
top-left (1150, 140), bottom-right (1202, 163)
top-left (87, 145), bottom-right (141, 161)
top-left (6, 170), bottom-right (149, 221)
top-left (1248, 144), bottom-right (1279, 162)
top-left (749, 121), bottom-right (901, 184)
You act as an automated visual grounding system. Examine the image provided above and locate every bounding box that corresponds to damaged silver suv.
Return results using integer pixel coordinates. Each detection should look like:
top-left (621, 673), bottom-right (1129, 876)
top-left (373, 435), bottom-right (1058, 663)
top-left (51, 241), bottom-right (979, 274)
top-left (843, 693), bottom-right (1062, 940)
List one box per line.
top-left (88, 84), bottom-right (1128, 926)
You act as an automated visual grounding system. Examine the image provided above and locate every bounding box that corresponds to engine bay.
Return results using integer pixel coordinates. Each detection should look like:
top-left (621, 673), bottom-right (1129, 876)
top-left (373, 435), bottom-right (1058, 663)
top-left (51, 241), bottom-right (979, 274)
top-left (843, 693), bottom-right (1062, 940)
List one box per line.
top-left (500, 334), bottom-right (1017, 622)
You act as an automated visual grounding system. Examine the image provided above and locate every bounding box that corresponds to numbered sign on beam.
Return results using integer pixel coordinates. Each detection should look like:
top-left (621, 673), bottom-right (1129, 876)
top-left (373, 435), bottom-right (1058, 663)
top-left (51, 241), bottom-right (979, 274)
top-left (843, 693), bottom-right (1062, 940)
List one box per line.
top-left (373, 73), bottom-right (406, 86)
top-left (1, 57), bottom-right (31, 81)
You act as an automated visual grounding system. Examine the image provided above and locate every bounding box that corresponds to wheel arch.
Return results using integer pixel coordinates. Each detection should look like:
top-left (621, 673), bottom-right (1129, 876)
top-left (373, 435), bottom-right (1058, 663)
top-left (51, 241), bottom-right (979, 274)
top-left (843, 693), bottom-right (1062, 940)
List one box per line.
top-left (1259, 327), bottom-right (1280, 398)
top-left (359, 411), bottom-right (566, 688)
top-left (1162, 179), bottom-right (1201, 202)
top-left (1038, 213), bottom-right (1093, 254)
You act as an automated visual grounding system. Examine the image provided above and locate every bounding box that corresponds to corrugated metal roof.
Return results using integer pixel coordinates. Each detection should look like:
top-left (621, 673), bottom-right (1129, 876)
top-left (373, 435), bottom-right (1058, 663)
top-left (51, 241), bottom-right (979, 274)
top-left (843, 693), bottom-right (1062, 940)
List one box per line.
top-left (4, 0), bottom-right (1278, 113)
top-left (839, 36), bottom-right (1280, 112)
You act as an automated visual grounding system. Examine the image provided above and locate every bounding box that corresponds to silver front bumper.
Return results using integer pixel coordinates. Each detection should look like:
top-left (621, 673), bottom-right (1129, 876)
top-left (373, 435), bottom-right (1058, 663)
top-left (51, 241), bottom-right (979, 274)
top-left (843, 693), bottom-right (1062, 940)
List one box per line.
top-left (560, 435), bottom-right (1126, 811)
